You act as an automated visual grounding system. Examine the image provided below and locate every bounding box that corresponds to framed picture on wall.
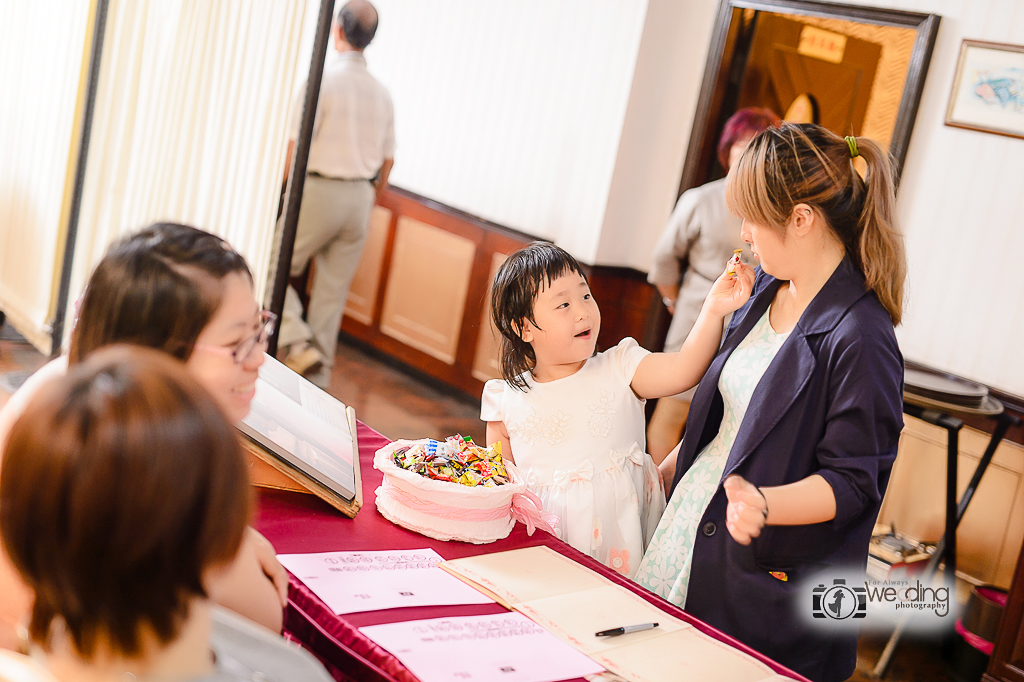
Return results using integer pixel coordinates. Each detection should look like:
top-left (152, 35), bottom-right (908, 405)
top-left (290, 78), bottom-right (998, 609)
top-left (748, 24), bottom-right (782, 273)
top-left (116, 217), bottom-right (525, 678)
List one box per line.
top-left (946, 39), bottom-right (1024, 139)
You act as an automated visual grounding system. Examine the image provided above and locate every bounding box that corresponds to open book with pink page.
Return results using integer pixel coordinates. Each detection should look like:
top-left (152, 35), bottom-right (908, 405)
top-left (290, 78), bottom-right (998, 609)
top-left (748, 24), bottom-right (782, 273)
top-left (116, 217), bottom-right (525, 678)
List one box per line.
top-left (441, 546), bottom-right (798, 682)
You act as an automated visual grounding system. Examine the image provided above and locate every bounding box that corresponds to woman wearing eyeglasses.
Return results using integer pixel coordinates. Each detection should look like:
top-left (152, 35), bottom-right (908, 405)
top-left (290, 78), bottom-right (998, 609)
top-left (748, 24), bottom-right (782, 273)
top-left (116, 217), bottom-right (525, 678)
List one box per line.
top-left (0, 223), bottom-right (287, 650)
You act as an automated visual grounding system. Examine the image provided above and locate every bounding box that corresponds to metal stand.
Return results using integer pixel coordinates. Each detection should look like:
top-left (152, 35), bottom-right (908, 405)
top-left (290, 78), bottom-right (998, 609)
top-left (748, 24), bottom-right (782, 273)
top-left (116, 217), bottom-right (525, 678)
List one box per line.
top-left (872, 403), bottom-right (1021, 678)
top-left (267, 0), bottom-right (337, 356)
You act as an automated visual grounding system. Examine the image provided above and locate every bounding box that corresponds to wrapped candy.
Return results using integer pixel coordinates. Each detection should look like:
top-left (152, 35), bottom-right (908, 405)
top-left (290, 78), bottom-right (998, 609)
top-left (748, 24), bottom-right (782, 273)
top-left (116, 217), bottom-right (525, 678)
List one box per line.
top-left (391, 435), bottom-right (510, 487)
top-left (727, 248), bottom-right (743, 276)
top-left (374, 438), bottom-right (558, 543)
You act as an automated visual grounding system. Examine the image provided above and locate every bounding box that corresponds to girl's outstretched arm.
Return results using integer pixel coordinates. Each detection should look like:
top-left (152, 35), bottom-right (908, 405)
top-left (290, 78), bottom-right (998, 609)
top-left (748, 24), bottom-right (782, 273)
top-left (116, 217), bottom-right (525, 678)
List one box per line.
top-left (486, 420), bottom-right (515, 465)
top-left (630, 263), bottom-right (754, 399)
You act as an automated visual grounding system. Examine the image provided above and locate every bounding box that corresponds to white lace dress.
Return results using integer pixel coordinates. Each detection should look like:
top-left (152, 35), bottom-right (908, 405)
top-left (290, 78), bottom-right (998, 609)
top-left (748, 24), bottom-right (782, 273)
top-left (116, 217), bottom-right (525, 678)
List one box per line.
top-left (481, 338), bottom-right (666, 578)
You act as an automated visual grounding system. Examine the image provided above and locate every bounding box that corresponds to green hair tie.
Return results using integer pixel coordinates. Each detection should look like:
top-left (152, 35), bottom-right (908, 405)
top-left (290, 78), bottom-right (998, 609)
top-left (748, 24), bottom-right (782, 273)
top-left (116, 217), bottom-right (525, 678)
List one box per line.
top-left (845, 135), bottom-right (859, 158)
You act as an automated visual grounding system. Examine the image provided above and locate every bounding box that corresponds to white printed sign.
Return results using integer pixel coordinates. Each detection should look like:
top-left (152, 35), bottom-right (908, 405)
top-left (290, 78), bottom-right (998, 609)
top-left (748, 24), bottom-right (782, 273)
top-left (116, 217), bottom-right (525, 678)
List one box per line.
top-left (360, 612), bottom-right (605, 682)
top-left (278, 549), bottom-right (494, 614)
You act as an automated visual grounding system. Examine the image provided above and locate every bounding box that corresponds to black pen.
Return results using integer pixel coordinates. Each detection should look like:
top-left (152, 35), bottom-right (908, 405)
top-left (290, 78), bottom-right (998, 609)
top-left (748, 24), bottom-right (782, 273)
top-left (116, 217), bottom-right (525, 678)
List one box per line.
top-left (595, 622), bottom-right (659, 637)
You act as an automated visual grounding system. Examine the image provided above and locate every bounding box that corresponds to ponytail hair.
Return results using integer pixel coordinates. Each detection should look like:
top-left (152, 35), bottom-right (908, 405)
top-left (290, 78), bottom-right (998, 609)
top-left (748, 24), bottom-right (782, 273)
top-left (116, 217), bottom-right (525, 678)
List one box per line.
top-left (853, 136), bottom-right (906, 326)
top-left (726, 123), bottom-right (906, 325)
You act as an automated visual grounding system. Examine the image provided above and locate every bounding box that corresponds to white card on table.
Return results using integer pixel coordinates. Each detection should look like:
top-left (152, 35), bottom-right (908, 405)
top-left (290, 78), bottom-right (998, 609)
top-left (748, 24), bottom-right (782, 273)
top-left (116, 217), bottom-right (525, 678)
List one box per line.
top-left (360, 612), bottom-right (605, 682)
top-left (277, 549), bottom-right (494, 614)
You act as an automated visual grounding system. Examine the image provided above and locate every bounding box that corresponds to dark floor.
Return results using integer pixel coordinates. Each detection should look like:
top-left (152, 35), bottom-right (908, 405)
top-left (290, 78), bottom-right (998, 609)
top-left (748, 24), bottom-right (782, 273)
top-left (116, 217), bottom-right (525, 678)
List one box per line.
top-left (326, 337), bottom-right (485, 444)
top-left (0, 329), bottom-right (958, 682)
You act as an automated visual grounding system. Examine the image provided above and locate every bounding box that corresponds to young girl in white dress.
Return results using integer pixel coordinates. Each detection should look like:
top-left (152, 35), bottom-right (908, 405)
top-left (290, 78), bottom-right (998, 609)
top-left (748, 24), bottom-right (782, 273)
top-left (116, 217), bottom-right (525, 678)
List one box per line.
top-left (481, 243), bottom-right (753, 577)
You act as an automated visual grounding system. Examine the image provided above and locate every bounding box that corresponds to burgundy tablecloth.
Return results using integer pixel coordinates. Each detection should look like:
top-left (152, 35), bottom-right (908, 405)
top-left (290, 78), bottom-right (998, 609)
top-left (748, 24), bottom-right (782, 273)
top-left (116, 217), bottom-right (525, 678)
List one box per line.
top-left (253, 422), bottom-right (806, 682)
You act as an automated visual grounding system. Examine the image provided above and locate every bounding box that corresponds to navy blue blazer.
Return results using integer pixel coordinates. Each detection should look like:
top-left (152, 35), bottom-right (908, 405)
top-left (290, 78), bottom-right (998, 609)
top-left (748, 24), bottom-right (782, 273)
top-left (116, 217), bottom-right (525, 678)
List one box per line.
top-left (672, 257), bottom-right (904, 682)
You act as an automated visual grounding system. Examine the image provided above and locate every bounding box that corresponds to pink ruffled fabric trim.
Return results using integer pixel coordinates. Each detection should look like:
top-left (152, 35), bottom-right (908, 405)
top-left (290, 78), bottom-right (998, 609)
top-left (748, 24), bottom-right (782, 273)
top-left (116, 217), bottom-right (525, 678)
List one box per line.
top-left (376, 479), bottom-right (558, 536)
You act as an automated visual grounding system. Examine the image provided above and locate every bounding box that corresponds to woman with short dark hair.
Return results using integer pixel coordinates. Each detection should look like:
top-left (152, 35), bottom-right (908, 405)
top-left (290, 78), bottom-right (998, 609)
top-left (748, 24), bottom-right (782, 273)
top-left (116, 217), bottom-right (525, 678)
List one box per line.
top-left (69, 222), bottom-right (267, 424)
top-left (0, 223), bottom-right (286, 648)
top-left (0, 347), bottom-right (332, 681)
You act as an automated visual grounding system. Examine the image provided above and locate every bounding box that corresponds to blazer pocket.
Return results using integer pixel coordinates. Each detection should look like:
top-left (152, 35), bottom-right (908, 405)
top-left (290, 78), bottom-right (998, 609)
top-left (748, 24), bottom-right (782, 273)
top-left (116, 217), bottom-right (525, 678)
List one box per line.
top-left (753, 524), bottom-right (844, 567)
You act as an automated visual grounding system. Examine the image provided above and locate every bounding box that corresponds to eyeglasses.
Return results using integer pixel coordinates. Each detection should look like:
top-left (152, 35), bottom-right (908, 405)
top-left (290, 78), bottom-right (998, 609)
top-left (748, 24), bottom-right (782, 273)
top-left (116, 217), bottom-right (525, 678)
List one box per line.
top-left (194, 310), bottom-right (277, 364)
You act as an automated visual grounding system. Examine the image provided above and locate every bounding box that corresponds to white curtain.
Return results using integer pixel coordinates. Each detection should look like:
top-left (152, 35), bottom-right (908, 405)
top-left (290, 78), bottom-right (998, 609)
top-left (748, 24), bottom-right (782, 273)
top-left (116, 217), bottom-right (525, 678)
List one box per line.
top-left (0, 1), bottom-right (93, 351)
top-left (64, 0), bottom-right (309, 344)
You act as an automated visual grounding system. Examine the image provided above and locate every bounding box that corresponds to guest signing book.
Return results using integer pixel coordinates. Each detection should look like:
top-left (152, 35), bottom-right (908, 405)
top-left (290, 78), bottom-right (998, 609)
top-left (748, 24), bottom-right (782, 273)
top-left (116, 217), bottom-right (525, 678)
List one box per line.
top-left (440, 546), bottom-right (795, 682)
top-left (238, 354), bottom-right (362, 517)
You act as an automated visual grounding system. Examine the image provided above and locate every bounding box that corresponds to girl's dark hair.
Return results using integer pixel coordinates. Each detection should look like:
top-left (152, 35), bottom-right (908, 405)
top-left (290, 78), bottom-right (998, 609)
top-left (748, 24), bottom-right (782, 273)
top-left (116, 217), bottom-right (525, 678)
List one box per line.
top-left (68, 223), bottom-right (252, 364)
top-left (726, 123), bottom-right (906, 325)
top-left (0, 346), bottom-right (251, 658)
top-left (490, 242), bottom-right (588, 391)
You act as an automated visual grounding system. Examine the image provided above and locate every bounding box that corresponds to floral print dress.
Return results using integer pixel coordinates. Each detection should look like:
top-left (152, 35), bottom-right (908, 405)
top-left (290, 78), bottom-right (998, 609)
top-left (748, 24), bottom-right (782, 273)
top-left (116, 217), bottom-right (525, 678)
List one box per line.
top-left (635, 309), bottom-right (789, 606)
top-left (481, 338), bottom-right (666, 578)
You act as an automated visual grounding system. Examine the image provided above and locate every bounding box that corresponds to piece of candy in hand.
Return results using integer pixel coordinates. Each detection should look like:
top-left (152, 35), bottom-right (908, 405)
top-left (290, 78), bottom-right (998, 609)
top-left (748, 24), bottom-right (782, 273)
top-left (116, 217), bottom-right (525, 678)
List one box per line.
top-left (727, 249), bottom-right (743, 276)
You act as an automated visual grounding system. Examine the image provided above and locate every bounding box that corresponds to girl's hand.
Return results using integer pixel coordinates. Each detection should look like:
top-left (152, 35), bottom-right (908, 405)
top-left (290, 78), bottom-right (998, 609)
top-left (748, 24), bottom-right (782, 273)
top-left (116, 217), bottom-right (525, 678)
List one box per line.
top-left (705, 262), bottom-right (755, 318)
top-left (723, 475), bottom-right (768, 545)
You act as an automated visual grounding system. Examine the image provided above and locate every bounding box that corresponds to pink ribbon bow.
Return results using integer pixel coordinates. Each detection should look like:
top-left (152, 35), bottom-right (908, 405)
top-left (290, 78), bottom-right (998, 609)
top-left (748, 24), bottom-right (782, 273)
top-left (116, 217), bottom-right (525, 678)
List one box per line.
top-left (509, 489), bottom-right (559, 536)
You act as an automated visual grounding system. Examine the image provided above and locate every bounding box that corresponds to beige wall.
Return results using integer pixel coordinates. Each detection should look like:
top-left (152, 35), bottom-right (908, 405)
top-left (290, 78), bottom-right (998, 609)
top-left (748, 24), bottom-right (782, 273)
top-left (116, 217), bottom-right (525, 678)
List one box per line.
top-left (364, 0), bottom-right (650, 264)
top-left (605, 0), bottom-right (1024, 397)
top-left (595, 0), bottom-right (721, 269)
top-left (354, 0), bottom-right (720, 271)
top-left (860, 0), bottom-right (1024, 397)
top-left (358, 0), bottom-right (1024, 397)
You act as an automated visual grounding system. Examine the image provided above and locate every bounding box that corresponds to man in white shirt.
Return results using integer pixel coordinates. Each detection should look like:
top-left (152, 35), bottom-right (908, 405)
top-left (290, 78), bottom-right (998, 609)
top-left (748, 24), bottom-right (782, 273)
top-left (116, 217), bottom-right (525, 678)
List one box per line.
top-left (278, 0), bottom-right (394, 387)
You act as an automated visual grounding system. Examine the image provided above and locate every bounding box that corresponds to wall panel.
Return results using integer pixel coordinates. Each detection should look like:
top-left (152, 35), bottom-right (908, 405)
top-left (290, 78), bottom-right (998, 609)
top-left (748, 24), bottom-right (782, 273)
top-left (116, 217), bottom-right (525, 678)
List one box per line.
top-left (345, 206), bottom-right (392, 326)
top-left (341, 188), bottom-right (533, 398)
top-left (472, 253), bottom-right (508, 383)
top-left (880, 416), bottom-right (1024, 589)
top-left (380, 217), bottom-right (476, 364)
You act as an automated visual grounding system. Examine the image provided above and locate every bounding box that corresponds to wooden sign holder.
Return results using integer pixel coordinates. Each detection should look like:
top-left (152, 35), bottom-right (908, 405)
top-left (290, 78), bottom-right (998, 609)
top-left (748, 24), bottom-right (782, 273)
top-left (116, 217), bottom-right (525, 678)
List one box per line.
top-left (240, 406), bottom-right (363, 519)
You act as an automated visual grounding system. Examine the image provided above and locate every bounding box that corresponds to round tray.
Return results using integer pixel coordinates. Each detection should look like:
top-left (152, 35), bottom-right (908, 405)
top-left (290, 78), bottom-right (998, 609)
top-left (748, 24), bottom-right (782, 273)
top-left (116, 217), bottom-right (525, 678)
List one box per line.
top-left (905, 368), bottom-right (988, 408)
top-left (904, 390), bottom-right (1004, 416)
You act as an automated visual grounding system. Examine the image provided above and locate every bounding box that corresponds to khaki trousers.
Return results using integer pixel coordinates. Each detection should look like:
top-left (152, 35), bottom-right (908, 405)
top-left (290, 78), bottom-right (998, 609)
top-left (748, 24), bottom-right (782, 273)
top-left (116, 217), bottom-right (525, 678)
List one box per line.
top-left (278, 176), bottom-right (375, 386)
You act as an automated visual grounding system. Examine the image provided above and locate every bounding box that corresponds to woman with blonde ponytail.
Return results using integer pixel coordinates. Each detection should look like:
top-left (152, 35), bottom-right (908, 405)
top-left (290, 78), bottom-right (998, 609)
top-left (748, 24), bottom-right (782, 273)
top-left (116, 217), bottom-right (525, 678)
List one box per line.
top-left (635, 123), bottom-right (905, 682)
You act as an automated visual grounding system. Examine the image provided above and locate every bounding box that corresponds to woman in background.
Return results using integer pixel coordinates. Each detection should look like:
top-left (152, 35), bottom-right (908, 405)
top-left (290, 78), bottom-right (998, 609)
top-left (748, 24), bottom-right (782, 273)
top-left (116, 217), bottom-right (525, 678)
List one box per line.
top-left (0, 223), bottom-right (287, 648)
top-left (646, 107), bottom-right (780, 462)
top-left (0, 347), bottom-right (332, 681)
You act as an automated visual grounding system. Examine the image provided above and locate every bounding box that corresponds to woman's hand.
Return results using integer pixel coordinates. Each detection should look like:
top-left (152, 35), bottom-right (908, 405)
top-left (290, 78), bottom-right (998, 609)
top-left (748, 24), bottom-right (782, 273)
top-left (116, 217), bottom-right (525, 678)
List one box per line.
top-left (206, 527), bottom-right (286, 632)
top-left (250, 528), bottom-right (289, 608)
top-left (705, 262), bottom-right (755, 318)
top-left (723, 475), bottom-right (768, 545)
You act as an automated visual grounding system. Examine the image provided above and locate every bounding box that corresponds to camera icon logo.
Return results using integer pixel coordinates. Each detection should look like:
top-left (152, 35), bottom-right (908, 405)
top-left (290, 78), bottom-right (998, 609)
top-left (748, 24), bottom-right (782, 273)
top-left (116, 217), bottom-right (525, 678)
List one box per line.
top-left (812, 578), bottom-right (867, 620)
